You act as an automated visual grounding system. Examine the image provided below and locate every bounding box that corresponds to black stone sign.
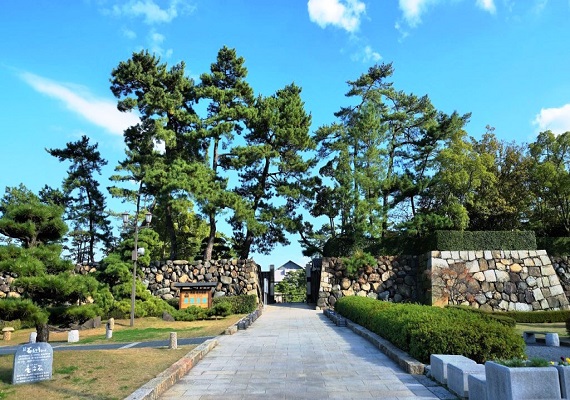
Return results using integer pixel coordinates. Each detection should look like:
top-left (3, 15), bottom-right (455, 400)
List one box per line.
top-left (12, 342), bottom-right (53, 384)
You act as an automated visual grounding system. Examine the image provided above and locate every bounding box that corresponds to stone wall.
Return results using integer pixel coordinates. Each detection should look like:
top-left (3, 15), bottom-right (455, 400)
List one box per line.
top-left (428, 250), bottom-right (569, 311)
top-left (315, 251), bottom-right (570, 312)
top-left (139, 259), bottom-right (261, 301)
top-left (0, 259), bottom-right (262, 303)
top-left (315, 255), bottom-right (422, 310)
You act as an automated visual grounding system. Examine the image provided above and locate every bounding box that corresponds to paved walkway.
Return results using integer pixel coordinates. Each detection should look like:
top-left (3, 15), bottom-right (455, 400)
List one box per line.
top-left (160, 304), bottom-right (449, 400)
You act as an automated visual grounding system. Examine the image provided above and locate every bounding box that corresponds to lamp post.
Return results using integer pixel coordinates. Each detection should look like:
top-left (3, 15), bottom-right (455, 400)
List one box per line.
top-left (122, 210), bottom-right (152, 327)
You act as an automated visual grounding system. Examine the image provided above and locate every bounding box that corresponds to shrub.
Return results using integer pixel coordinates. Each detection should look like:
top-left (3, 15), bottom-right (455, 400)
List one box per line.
top-left (342, 250), bottom-right (376, 277)
top-left (48, 304), bottom-right (102, 326)
top-left (536, 237), bottom-right (570, 256)
top-left (334, 297), bottom-right (525, 364)
top-left (107, 298), bottom-right (176, 319)
top-left (212, 295), bottom-right (257, 314)
top-left (174, 306), bottom-right (211, 321)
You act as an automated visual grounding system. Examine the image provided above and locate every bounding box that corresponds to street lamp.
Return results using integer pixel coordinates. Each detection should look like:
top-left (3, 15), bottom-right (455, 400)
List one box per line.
top-left (122, 210), bottom-right (152, 327)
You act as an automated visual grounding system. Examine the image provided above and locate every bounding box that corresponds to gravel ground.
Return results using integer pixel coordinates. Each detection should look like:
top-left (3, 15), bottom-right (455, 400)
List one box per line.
top-left (525, 342), bottom-right (570, 363)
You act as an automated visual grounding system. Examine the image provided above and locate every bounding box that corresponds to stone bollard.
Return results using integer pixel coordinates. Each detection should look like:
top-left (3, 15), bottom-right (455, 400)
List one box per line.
top-left (2, 327), bottom-right (14, 341)
top-left (107, 318), bottom-right (115, 330)
top-left (169, 332), bottom-right (177, 349)
top-left (29, 332), bottom-right (37, 343)
top-left (68, 330), bottom-right (79, 343)
top-left (105, 320), bottom-right (113, 339)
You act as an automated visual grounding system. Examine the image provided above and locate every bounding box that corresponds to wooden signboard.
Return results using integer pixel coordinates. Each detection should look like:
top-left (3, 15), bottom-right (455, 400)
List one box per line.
top-left (175, 282), bottom-right (217, 309)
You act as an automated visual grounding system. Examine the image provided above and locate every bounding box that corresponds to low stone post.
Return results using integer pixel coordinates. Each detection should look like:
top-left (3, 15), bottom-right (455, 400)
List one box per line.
top-left (2, 327), bottom-right (14, 341)
top-left (68, 330), bottom-right (79, 343)
top-left (29, 332), bottom-right (37, 343)
top-left (105, 319), bottom-right (113, 339)
top-left (169, 332), bottom-right (177, 349)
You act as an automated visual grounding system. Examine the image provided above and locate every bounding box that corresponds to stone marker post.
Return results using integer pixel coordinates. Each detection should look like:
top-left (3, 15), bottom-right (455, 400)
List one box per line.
top-left (169, 332), bottom-right (177, 349)
top-left (29, 332), bottom-right (37, 343)
top-left (105, 318), bottom-right (114, 339)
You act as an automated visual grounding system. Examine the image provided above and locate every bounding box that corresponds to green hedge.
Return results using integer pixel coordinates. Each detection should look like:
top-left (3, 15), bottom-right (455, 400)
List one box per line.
top-left (323, 234), bottom-right (429, 257)
top-left (434, 231), bottom-right (537, 251)
top-left (536, 237), bottom-right (570, 256)
top-left (212, 294), bottom-right (257, 314)
top-left (445, 307), bottom-right (570, 325)
top-left (334, 297), bottom-right (525, 364)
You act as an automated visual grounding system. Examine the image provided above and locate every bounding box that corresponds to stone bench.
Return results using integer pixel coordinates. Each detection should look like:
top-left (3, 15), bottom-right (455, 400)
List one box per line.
top-left (430, 354), bottom-right (476, 385)
top-left (523, 331), bottom-right (560, 346)
top-left (447, 361), bottom-right (485, 398)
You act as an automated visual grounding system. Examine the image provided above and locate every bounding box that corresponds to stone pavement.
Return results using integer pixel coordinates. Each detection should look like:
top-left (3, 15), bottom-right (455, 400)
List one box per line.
top-left (160, 303), bottom-right (453, 400)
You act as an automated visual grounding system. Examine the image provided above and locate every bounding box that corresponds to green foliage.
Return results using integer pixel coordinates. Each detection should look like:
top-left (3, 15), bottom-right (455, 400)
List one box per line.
top-left (0, 319), bottom-right (22, 330)
top-left (502, 310), bottom-right (570, 323)
top-left (0, 185), bottom-right (68, 248)
top-left (334, 297), bottom-right (525, 364)
top-left (16, 272), bottom-right (100, 307)
top-left (433, 230), bottom-right (537, 250)
top-left (537, 237), bottom-right (570, 256)
top-left (173, 306), bottom-right (211, 321)
top-left (445, 305), bottom-right (516, 327)
top-left (341, 250), bottom-right (376, 277)
top-left (274, 268), bottom-right (306, 302)
top-left (108, 297), bottom-right (176, 319)
top-left (212, 295), bottom-right (257, 314)
top-left (0, 298), bottom-right (48, 326)
top-left (48, 304), bottom-right (102, 326)
top-left (46, 135), bottom-right (113, 264)
top-left (495, 358), bottom-right (551, 367)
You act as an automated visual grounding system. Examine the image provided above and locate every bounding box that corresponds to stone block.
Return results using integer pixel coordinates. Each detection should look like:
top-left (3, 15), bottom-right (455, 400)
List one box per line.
top-left (546, 333), bottom-right (560, 347)
top-left (557, 365), bottom-right (570, 399)
top-left (485, 361), bottom-right (561, 400)
top-left (468, 373), bottom-right (487, 400)
top-left (448, 362), bottom-right (485, 398)
top-left (430, 354), bottom-right (476, 385)
top-left (68, 329), bottom-right (79, 343)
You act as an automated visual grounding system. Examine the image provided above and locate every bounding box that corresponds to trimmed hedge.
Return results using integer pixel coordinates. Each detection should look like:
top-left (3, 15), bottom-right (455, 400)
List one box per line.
top-left (212, 294), bottom-right (257, 314)
top-left (434, 230), bottom-right (537, 251)
top-left (323, 234), bottom-right (429, 257)
top-left (334, 297), bottom-right (525, 364)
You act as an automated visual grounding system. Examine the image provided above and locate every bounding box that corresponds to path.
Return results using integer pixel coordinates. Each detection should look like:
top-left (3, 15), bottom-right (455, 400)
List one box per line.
top-left (160, 303), bottom-right (450, 400)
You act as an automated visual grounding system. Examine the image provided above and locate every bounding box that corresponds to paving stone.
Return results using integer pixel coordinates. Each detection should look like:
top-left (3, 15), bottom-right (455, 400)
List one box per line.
top-left (158, 304), bottom-right (451, 399)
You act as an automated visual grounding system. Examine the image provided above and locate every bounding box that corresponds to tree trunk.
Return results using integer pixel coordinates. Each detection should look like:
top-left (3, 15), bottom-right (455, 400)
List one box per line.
top-left (36, 323), bottom-right (50, 342)
top-left (204, 212), bottom-right (216, 261)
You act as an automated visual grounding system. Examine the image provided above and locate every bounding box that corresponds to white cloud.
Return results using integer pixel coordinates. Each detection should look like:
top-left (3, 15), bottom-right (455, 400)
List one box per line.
top-left (20, 72), bottom-right (140, 136)
top-left (149, 30), bottom-right (173, 57)
top-left (352, 45), bottom-right (382, 63)
top-left (399, 0), bottom-right (496, 27)
top-left (476, 0), bottom-right (496, 14)
top-left (398, 0), bottom-right (438, 27)
top-left (307, 0), bottom-right (366, 33)
top-left (533, 104), bottom-right (570, 135)
top-left (122, 28), bottom-right (137, 39)
top-left (112, 0), bottom-right (194, 25)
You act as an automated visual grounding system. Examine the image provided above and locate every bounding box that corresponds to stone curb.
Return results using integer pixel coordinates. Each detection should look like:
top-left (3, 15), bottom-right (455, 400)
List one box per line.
top-left (345, 319), bottom-right (426, 375)
top-left (323, 309), bottom-right (425, 375)
top-left (124, 338), bottom-right (218, 400)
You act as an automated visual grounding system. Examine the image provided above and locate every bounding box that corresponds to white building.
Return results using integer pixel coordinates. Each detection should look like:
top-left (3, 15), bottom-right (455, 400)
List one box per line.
top-left (273, 260), bottom-right (303, 283)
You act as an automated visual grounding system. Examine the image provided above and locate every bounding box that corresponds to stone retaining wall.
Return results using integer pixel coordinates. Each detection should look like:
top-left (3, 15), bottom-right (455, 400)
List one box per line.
top-left (316, 255), bottom-right (422, 309)
top-left (138, 259), bottom-right (261, 301)
top-left (316, 251), bottom-right (570, 311)
top-left (428, 250), bottom-right (569, 311)
top-left (0, 259), bottom-right (262, 303)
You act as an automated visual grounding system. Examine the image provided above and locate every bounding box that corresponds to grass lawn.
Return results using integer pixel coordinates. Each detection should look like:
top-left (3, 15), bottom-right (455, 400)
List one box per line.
top-left (1, 315), bottom-right (244, 346)
top-left (515, 322), bottom-right (570, 341)
top-left (0, 315), bottom-right (244, 399)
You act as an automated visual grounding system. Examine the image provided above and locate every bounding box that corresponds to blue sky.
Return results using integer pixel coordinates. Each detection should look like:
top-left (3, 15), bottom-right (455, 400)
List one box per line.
top-left (1, 0), bottom-right (569, 270)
